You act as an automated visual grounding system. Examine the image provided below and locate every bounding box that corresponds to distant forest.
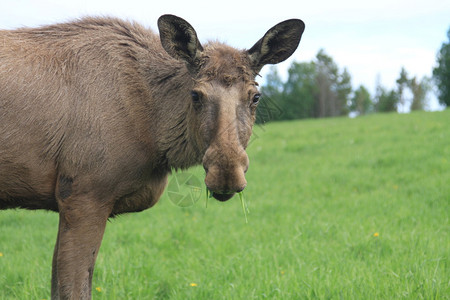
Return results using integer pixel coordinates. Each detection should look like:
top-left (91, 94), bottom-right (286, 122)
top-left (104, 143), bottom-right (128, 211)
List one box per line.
top-left (257, 27), bottom-right (450, 123)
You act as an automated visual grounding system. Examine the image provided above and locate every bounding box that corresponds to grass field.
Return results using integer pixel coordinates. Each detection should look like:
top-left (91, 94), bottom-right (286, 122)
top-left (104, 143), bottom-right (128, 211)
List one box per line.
top-left (1, 110), bottom-right (449, 299)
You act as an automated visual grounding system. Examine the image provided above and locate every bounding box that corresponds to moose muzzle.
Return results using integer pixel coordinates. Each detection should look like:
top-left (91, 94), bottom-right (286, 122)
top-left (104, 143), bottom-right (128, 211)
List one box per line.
top-left (203, 144), bottom-right (249, 201)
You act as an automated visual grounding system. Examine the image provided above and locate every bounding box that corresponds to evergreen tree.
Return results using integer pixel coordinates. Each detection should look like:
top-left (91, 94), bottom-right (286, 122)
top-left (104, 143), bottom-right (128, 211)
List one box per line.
top-left (337, 68), bottom-right (352, 116)
top-left (350, 85), bottom-right (373, 115)
top-left (283, 62), bottom-right (317, 119)
top-left (396, 67), bottom-right (409, 108)
top-left (376, 88), bottom-right (399, 112)
top-left (432, 27), bottom-right (450, 107)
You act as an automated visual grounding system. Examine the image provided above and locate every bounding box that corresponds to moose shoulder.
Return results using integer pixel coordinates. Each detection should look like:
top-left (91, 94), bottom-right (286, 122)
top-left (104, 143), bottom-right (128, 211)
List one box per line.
top-left (0, 15), bottom-right (304, 299)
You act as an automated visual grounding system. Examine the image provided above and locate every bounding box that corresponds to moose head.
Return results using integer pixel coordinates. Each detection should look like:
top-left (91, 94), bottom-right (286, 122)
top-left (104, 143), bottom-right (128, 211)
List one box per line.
top-left (158, 15), bottom-right (305, 201)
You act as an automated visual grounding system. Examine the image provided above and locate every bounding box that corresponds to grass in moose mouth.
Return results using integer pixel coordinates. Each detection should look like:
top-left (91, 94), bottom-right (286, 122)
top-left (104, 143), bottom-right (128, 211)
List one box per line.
top-left (238, 191), bottom-right (249, 224)
top-left (205, 188), bottom-right (249, 223)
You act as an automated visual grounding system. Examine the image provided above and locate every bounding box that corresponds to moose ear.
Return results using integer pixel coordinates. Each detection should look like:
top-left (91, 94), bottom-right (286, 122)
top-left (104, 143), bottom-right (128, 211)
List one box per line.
top-left (158, 14), bottom-right (204, 68)
top-left (247, 19), bottom-right (305, 73)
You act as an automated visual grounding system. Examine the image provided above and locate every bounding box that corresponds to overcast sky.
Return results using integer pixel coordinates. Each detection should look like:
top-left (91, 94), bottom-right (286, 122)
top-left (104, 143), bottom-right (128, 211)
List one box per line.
top-left (1, 0), bottom-right (449, 109)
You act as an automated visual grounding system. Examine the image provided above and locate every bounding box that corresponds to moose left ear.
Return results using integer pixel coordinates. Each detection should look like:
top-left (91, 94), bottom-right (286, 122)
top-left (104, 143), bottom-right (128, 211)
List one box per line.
top-left (158, 14), bottom-right (204, 69)
top-left (247, 19), bottom-right (305, 73)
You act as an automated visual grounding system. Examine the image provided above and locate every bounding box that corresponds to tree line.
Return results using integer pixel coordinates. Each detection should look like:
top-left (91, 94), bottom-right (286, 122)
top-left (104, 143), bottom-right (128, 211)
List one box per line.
top-left (257, 27), bottom-right (450, 123)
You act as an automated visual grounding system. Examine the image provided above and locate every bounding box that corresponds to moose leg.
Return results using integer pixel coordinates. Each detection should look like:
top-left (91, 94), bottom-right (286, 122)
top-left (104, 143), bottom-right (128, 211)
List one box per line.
top-left (51, 193), bottom-right (113, 300)
top-left (51, 231), bottom-right (60, 299)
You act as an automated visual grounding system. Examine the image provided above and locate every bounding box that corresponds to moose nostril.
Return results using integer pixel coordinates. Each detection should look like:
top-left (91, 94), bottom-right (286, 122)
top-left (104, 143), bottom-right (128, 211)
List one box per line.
top-left (236, 182), bottom-right (247, 193)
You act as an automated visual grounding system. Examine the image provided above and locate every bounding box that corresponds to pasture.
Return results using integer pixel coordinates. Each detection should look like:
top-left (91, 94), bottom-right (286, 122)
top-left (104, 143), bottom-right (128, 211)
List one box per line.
top-left (1, 110), bottom-right (449, 299)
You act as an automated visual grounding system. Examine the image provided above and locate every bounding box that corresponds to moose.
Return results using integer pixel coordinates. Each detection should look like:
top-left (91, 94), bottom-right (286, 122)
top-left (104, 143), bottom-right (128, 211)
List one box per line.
top-left (0, 15), bottom-right (304, 299)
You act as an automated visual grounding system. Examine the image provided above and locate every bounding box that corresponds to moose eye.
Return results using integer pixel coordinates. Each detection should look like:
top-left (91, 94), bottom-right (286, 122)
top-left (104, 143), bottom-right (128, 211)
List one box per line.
top-left (191, 91), bottom-right (202, 106)
top-left (191, 91), bottom-right (204, 111)
top-left (252, 93), bottom-right (261, 105)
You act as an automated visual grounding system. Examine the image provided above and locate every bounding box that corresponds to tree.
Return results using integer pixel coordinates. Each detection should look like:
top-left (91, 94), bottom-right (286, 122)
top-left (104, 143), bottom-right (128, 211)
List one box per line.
top-left (283, 61), bottom-right (317, 119)
top-left (350, 85), bottom-right (373, 115)
top-left (409, 76), bottom-right (430, 111)
top-left (433, 27), bottom-right (450, 107)
top-left (396, 67), bottom-right (409, 108)
top-left (374, 75), bottom-right (399, 112)
top-left (314, 50), bottom-right (336, 117)
top-left (395, 67), bottom-right (430, 111)
top-left (261, 66), bottom-right (283, 99)
top-left (314, 49), bottom-right (352, 118)
top-left (337, 68), bottom-right (352, 116)
top-left (258, 66), bottom-right (284, 123)
top-left (260, 49), bottom-right (353, 121)
top-left (376, 88), bottom-right (399, 112)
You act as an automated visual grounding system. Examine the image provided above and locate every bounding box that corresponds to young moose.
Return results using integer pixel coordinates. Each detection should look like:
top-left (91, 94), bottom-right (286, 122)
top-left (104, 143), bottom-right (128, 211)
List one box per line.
top-left (0, 15), bottom-right (304, 299)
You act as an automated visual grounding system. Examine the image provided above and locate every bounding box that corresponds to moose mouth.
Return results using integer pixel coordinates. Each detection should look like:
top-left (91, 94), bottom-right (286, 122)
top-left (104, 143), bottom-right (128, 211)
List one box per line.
top-left (210, 191), bottom-right (236, 202)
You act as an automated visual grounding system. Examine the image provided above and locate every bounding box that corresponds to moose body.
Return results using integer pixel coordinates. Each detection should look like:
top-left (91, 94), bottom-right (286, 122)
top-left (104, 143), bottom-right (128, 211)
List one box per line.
top-left (0, 15), bottom-right (304, 299)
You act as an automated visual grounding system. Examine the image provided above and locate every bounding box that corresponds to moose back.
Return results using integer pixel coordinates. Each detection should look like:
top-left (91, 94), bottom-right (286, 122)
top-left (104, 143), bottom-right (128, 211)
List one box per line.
top-left (0, 15), bottom-right (304, 299)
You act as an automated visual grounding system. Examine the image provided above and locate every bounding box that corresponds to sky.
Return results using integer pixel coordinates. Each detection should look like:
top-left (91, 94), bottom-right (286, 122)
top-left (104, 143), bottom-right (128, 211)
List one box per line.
top-left (1, 0), bottom-right (449, 110)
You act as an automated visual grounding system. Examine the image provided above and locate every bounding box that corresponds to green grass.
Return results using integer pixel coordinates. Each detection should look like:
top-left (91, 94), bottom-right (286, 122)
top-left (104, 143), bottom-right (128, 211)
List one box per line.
top-left (1, 110), bottom-right (449, 299)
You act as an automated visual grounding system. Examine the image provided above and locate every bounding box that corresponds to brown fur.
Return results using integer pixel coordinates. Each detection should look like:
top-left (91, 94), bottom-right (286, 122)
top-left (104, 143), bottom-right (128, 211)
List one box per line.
top-left (0, 15), bottom-right (304, 299)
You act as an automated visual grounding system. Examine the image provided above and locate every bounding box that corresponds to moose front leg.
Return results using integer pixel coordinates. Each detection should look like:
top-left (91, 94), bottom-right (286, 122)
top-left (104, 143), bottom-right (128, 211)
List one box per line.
top-left (51, 230), bottom-right (60, 299)
top-left (51, 190), bottom-right (113, 300)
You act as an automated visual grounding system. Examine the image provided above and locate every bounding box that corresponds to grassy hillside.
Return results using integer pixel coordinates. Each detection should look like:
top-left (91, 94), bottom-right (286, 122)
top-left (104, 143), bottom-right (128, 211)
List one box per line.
top-left (1, 110), bottom-right (449, 299)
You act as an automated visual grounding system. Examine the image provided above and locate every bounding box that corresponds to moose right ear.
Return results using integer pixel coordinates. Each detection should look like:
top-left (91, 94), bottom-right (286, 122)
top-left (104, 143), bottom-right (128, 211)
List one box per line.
top-left (158, 15), bottom-right (204, 69)
top-left (247, 19), bottom-right (305, 73)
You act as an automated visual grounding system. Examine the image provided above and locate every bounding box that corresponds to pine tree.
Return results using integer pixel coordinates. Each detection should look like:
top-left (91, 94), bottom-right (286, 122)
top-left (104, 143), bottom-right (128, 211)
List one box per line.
top-left (432, 27), bottom-right (450, 107)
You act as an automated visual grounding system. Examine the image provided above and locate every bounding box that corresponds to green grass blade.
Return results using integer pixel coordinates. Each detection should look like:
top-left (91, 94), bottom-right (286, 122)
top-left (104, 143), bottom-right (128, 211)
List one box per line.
top-left (238, 191), bottom-right (249, 223)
